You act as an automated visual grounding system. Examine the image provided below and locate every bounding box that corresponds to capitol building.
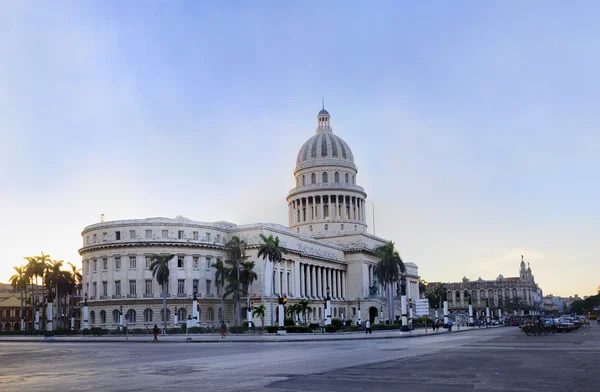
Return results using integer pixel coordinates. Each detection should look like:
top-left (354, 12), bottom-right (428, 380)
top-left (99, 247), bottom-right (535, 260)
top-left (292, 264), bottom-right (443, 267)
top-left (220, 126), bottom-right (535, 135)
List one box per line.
top-left (79, 107), bottom-right (420, 329)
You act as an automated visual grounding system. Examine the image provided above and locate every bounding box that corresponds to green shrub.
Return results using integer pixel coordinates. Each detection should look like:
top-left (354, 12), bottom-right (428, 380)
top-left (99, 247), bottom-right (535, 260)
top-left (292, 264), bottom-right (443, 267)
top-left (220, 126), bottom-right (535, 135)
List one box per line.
top-left (285, 326), bottom-right (310, 333)
top-left (308, 323), bottom-right (320, 330)
top-left (324, 326), bottom-right (339, 333)
top-left (229, 326), bottom-right (246, 334)
top-left (284, 318), bottom-right (294, 327)
top-left (82, 328), bottom-right (90, 335)
top-left (265, 326), bottom-right (279, 333)
top-left (188, 326), bottom-right (202, 334)
top-left (89, 327), bottom-right (103, 336)
top-left (331, 318), bottom-right (343, 329)
top-left (372, 324), bottom-right (401, 331)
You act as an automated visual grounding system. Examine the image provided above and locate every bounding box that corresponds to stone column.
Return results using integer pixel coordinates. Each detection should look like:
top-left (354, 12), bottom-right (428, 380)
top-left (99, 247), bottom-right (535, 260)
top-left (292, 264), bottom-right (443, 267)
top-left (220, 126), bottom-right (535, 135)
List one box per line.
top-left (282, 266), bottom-right (288, 298)
top-left (310, 265), bottom-right (316, 298)
top-left (341, 195), bottom-right (346, 220)
top-left (299, 263), bottom-right (304, 297)
top-left (320, 196), bottom-right (325, 220)
top-left (316, 266), bottom-right (321, 298)
top-left (45, 301), bottom-right (55, 340)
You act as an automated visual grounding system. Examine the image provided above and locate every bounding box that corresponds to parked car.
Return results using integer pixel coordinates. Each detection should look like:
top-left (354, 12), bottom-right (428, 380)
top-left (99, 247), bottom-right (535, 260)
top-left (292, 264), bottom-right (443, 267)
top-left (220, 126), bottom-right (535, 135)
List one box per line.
top-left (555, 318), bottom-right (574, 332)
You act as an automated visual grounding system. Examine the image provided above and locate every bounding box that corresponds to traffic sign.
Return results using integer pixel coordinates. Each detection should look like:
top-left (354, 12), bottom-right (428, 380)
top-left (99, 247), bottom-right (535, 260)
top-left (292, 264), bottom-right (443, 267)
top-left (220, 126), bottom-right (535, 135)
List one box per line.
top-left (415, 299), bottom-right (430, 316)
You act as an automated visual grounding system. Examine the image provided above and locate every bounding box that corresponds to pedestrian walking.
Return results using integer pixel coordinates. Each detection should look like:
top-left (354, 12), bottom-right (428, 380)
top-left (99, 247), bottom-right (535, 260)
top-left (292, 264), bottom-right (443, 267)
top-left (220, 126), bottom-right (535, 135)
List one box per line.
top-left (153, 324), bottom-right (159, 342)
top-left (365, 319), bottom-right (372, 334)
top-left (220, 321), bottom-right (227, 338)
top-left (431, 318), bottom-right (436, 332)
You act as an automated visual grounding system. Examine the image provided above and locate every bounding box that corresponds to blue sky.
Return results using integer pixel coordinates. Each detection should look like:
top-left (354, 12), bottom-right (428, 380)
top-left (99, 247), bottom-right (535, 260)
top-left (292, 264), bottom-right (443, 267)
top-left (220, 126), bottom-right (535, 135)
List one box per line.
top-left (1, 1), bottom-right (598, 297)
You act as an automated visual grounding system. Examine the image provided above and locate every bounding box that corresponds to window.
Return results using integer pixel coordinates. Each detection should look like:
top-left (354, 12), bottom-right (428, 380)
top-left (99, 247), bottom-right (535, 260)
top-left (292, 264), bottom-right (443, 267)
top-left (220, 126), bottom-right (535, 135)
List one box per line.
top-left (102, 281), bottom-right (107, 297)
top-left (100, 310), bottom-right (106, 324)
top-left (161, 308), bottom-right (171, 322)
top-left (178, 279), bottom-right (185, 295)
top-left (129, 256), bottom-right (136, 269)
top-left (341, 224), bottom-right (344, 230)
top-left (127, 309), bottom-right (136, 323)
top-left (322, 172), bottom-right (328, 183)
top-left (90, 311), bottom-right (95, 325)
top-left (206, 233), bottom-right (211, 242)
top-left (113, 309), bottom-right (120, 323)
top-left (352, 175), bottom-right (355, 184)
top-left (115, 280), bottom-right (121, 296)
top-left (86, 236), bottom-right (89, 245)
top-left (86, 260), bottom-right (89, 273)
top-left (177, 308), bottom-right (186, 321)
top-left (115, 256), bottom-right (121, 270)
top-left (324, 205), bottom-right (329, 219)
top-left (193, 256), bottom-right (199, 268)
top-left (162, 230), bottom-right (168, 239)
top-left (130, 230), bottom-right (136, 239)
top-left (129, 280), bottom-right (137, 295)
top-left (178, 230), bottom-right (184, 239)
top-left (193, 231), bottom-right (198, 240)
top-left (93, 234), bottom-right (97, 243)
top-left (145, 229), bottom-right (152, 239)
top-left (216, 234), bottom-right (220, 243)
top-left (208, 307), bottom-right (214, 321)
top-left (144, 309), bottom-right (153, 322)
top-left (193, 279), bottom-right (199, 294)
top-left (92, 282), bottom-right (97, 297)
top-left (145, 279), bottom-right (152, 295)
top-left (103, 232), bottom-right (107, 241)
top-left (145, 256), bottom-right (151, 269)
top-left (311, 173), bottom-right (316, 184)
top-left (355, 225), bottom-right (357, 231)
top-left (178, 256), bottom-right (184, 268)
top-left (115, 231), bottom-right (121, 240)
top-left (206, 257), bottom-right (212, 270)
top-left (309, 225), bottom-right (313, 232)
top-left (302, 175), bottom-right (306, 185)
top-left (345, 173), bottom-right (349, 183)
top-left (325, 224), bottom-right (328, 231)
top-left (206, 280), bottom-right (212, 295)
top-left (102, 258), bottom-right (108, 270)
top-left (334, 172), bottom-right (340, 183)
top-left (93, 259), bottom-right (97, 272)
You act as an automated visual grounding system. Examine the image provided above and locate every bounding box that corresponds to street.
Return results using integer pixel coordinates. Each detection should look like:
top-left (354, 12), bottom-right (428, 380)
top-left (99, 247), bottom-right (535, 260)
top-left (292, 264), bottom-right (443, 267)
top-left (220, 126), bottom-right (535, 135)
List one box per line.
top-left (0, 326), bottom-right (598, 391)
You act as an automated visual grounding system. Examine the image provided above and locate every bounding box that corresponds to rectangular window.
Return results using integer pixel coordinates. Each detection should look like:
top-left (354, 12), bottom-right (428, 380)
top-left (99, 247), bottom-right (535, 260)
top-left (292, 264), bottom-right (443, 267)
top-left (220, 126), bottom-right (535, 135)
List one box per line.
top-left (216, 234), bottom-right (221, 243)
top-left (86, 236), bottom-right (89, 245)
top-left (129, 280), bottom-right (136, 295)
top-left (178, 230), bottom-right (184, 239)
top-left (115, 256), bottom-right (121, 270)
top-left (92, 282), bottom-right (97, 297)
top-left (102, 281), bottom-right (107, 297)
top-left (130, 230), bottom-right (136, 239)
top-left (206, 280), bottom-right (211, 295)
top-left (178, 279), bottom-right (185, 295)
top-left (206, 233), bottom-right (211, 242)
top-left (178, 256), bottom-right (184, 268)
top-left (206, 256), bottom-right (212, 270)
top-left (93, 259), bottom-right (97, 272)
top-left (193, 279), bottom-right (199, 294)
top-left (145, 229), bottom-right (152, 239)
top-left (86, 283), bottom-right (89, 296)
top-left (193, 231), bottom-right (198, 240)
top-left (115, 280), bottom-right (121, 296)
top-left (145, 279), bottom-right (152, 295)
top-left (129, 256), bottom-right (137, 269)
top-left (93, 234), bottom-right (97, 243)
top-left (103, 232), bottom-right (107, 241)
top-left (115, 231), bottom-right (121, 240)
top-left (162, 230), bottom-right (168, 239)
top-left (192, 256), bottom-right (199, 269)
top-left (102, 258), bottom-right (108, 270)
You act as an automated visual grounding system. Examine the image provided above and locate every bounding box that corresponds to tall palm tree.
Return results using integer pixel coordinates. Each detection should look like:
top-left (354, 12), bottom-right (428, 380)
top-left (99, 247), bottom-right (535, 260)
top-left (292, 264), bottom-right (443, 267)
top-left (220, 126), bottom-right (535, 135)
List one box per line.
top-left (240, 261), bottom-right (258, 326)
top-left (212, 258), bottom-right (228, 323)
top-left (67, 262), bottom-right (82, 330)
top-left (257, 234), bottom-right (286, 326)
top-left (150, 254), bottom-right (175, 335)
top-left (25, 252), bottom-right (50, 328)
top-left (251, 304), bottom-right (265, 330)
top-left (225, 236), bottom-right (247, 326)
top-left (9, 266), bottom-right (29, 330)
top-left (374, 241), bottom-right (405, 323)
top-left (296, 299), bottom-right (312, 325)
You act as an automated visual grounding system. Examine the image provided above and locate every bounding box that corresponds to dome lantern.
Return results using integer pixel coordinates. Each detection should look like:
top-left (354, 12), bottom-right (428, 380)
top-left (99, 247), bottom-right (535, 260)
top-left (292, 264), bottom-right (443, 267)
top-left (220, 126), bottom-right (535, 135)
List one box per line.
top-left (317, 99), bottom-right (331, 132)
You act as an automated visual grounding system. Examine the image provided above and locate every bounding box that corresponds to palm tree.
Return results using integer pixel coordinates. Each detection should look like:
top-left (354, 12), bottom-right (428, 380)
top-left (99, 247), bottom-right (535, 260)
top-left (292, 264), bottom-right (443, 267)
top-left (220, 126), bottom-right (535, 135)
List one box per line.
top-left (296, 299), bottom-right (312, 325)
top-left (25, 252), bottom-right (50, 328)
top-left (225, 236), bottom-right (247, 326)
top-left (211, 258), bottom-right (228, 323)
top-left (66, 262), bottom-right (82, 330)
top-left (374, 241), bottom-right (405, 323)
top-left (150, 254), bottom-right (175, 334)
top-left (240, 261), bottom-right (258, 326)
top-left (251, 304), bottom-right (266, 330)
top-left (9, 266), bottom-right (29, 330)
top-left (257, 234), bottom-right (286, 326)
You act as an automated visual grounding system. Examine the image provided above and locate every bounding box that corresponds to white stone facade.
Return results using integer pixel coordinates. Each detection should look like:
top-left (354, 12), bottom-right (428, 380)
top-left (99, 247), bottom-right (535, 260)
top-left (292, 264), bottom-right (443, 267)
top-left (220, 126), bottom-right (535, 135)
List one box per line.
top-left (78, 108), bottom-right (420, 329)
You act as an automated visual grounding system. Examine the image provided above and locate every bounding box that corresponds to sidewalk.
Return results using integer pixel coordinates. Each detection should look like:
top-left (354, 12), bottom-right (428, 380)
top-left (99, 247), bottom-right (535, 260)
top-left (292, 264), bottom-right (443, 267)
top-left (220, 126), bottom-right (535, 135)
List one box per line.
top-left (0, 325), bottom-right (503, 344)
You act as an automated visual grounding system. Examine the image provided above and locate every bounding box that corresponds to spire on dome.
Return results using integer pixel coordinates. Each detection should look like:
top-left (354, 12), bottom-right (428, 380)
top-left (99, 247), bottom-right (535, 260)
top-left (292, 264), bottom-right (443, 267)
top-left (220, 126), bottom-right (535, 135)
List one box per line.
top-left (317, 101), bottom-right (330, 131)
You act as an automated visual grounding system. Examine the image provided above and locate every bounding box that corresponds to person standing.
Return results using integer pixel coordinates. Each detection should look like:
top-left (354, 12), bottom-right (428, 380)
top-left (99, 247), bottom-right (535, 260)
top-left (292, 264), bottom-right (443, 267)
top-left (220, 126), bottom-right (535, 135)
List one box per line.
top-left (365, 319), bottom-right (372, 335)
top-left (220, 321), bottom-right (227, 338)
top-left (153, 324), bottom-right (159, 342)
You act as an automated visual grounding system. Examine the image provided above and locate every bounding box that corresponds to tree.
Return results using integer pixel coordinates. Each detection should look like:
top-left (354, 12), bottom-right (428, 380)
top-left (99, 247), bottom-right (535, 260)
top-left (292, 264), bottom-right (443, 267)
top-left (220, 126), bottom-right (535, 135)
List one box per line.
top-left (296, 299), bottom-right (312, 325)
top-left (252, 304), bottom-right (266, 330)
top-left (424, 283), bottom-right (446, 309)
top-left (9, 266), bottom-right (29, 329)
top-left (25, 252), bottom-right (51, 328)
top-left (240, 260), bottom-right (258, 326)
top-left (224, 236), bottom-right (248, 326)
top-left (374, 241), bottom-right (405, 323)
top-left (418, 279), bottom-right (428, 297)
top-left (257, 233), bottom-right (287, 326)
top-left (150, 254), bottom-right (175, 334)
top-left (211, 258), bottom-right (228, 323)
top-left (504, 297), bottom-right (524, 314)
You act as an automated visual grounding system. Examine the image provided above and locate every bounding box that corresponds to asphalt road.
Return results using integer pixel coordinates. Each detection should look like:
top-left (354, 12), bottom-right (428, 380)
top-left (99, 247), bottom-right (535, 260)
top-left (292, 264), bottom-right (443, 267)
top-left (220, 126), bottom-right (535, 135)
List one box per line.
top-left (0, 326), bottom-right (598, 391)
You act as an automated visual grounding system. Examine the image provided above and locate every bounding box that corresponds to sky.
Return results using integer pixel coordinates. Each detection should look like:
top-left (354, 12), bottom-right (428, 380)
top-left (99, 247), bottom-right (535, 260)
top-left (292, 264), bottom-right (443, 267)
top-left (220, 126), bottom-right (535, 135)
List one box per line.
top-left (1, 1), bottom-right (598, 297)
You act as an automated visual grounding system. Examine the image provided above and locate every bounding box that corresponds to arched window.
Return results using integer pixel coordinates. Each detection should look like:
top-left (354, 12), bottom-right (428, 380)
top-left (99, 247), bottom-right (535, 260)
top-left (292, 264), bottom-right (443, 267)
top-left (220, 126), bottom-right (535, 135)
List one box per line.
top-left (90, 310), bottom-right (95, 325)
top-left (311, 173), bottom-right (316, 184)
top-left (100, 310), bottom-right (106, 324)
top-left (296, 177), bottom-right (299, 187)
top-left (480, 290), bottom-right (485, 301)
top-left (312, 307), bottom-right (316, 320)
top-left (208, 307), bottom-right (214, 321)
top-left (352, 175), bottom-right (355, 184)
top-left (325, 224), bottom-right (328, 230)
top-left (334, 172), bottom-right (340, 183)
top-left (302, 175), bottom-right (306, 186)
top-left (322, 172), bottom-right (328, 183)
top-left (113, 309), bottom-right (120, 323)
top-left (455, 291), bottom-right (460, 301)
top-left (161, 308), bottom-right (171, 322)
top-left (512, 288), bottom-right (517, 298)
top-left (178, 308), bottom-right (186, 321)
top-left (505, 288), bottom-right (510, 298)
top-left (127, 309), bottom-right (136, 323)
top-left (318, 308), bottom-right (322, 319)
top-left (144, 308), bottom-right (153, 322)
top-left (345, 173), bottom-right (349, 183)
top-left (471, 290), bottom-right (477, 302)
top-left (334, 308), bottom-right (337, 317)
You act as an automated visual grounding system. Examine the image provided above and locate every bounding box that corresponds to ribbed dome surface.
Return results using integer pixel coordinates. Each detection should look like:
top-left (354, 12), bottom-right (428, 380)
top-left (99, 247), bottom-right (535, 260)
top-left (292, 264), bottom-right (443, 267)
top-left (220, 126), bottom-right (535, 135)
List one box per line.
top-left (296, 132), bottom-right (354, 166)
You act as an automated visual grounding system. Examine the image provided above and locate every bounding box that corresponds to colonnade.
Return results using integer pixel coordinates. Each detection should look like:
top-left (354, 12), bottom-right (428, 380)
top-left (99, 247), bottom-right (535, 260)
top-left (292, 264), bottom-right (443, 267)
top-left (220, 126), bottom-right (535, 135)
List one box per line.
top-left (447, 287), bottom-right (533, 308)
top-left (299, 262), bottom-right (345, 300)
top-left (289, 194), bottom-right (366, 225)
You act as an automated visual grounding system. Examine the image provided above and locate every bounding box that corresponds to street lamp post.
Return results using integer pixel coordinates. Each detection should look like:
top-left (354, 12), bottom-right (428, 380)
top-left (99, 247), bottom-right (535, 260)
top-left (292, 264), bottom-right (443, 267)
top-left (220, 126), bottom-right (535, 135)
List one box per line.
top-left (357, 298), bottom-right (362, 325)
top-left (83, 294), bottom-right (89, 331)
top-left (119, 305), bottom-right (123, 333)
top-left (468, 294), bottom-right (474, 326)
top-left (380, 305), bottom-right (383, 324)
top-left (400, 276), bottom-right (409, 332)
top-left (174, 306), bottom-right (179, 330)
top-left (325, 288), bottom-right (332, 326)
top-left (485, 298), bottom-right (491, 326)
top-left (192, 291), bottom-right (199, 328)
